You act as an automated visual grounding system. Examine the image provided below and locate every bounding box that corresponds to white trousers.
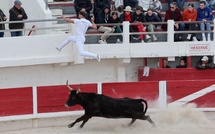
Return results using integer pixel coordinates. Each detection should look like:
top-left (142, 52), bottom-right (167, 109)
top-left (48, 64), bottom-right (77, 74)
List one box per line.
top-left (57, 35), bottom-right (97, 59)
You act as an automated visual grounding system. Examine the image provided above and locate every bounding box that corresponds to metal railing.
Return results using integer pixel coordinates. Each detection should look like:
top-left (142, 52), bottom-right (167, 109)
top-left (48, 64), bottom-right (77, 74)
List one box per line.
top-left (0, 19), bottom-right (215, 43)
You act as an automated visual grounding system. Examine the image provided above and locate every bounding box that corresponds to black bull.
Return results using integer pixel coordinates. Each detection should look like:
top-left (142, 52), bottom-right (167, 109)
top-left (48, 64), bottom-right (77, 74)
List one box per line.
top-left (65, 81), bottom-right (155, 128)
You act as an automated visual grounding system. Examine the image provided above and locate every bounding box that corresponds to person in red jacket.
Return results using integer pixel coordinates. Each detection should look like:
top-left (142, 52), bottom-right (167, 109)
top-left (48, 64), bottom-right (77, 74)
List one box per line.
top-left (161, 2), bottom-right (185, 41)
top-left (183, 3), bottom-right (198, 41)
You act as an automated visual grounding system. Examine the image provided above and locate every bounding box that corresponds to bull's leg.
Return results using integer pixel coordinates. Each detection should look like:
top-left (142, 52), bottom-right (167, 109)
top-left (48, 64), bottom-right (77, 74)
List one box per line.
top-left (68, 115), bottom-right (90, 128)
top-left (142, 115), bottom-right (155, 127)
top-left (128, 118), bottom-right (136, 126)
top-left (79, 118), bottom-right (90, 128)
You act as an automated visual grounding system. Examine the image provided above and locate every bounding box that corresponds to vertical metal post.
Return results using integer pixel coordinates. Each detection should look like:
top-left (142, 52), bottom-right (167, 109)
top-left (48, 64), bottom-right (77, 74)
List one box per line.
top-left (167, 20), bottom-right (174, 43)
top-left (159, 81), bottom-right (167, 109)
top-left (97, 82), bottom-right (102, 94)
top-left (123, 21), bottom-right (130, 45)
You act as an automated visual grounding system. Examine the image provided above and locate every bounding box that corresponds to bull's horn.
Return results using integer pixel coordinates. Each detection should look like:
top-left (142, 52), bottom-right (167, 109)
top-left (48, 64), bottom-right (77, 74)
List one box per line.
top-left (76, 83), bottom-right (82, 94)
top-left (66, 80), bottom-right (73, 91)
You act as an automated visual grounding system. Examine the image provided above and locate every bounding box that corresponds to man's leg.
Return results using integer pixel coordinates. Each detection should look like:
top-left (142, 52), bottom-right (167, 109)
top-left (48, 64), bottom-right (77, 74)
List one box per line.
top-left (205, 22), bottom-right (211, 41)
top-left (10, 31), bottom-right (17, 37)
top-left (199, 23), bottom-right (206, 41)
top-left (98, 26), bottom-right (114, 42)
top-left (147, 24), bottom-right (156, 41)
top-left (76, 40), bottom-right (97, 59)
top-left (0, 32), bottom-right (4, 37)
top-left (56, 36), bottom-right (77, 51)
top-left (179, 23), bottom-right (185, 39)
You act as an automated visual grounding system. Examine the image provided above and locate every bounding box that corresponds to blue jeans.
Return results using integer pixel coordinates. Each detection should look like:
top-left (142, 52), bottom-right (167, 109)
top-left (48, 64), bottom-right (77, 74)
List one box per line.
top-left (168, 0), bottom-right (185, 7)
top-left (178, 23), bottom-right (185, 37)
top-left (199, 22), bottom-right (211, 35)
top-left (0, 32), bottom-right (4, 37)
top-left (11, 31), bottom-right (23, 37)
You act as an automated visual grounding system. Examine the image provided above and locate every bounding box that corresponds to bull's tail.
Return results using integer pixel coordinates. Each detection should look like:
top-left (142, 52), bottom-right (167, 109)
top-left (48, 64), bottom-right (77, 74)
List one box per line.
top-left (141, 99), bottom-right (148, 115)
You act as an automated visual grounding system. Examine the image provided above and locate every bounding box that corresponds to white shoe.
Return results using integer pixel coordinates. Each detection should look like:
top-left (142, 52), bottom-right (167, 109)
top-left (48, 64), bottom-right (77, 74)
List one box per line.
top-left (55, 46), bottom-right (61, 52)
top-left (98, 40), bottom-right (107, 44)
top-left (97, 54), bottom-right (101, 62)
top-left (187, 34), bottom-right (191, 40)
top-left (116, 39), bottom-right (122, 44)
top-left (145, 35), bottom-right (151, 39)
top-left (202, 37), bottom-right (206, 41)
top-left (152, 35), bottom-right (157, 41)
top-left (192, 36), bottom-right (198, 41)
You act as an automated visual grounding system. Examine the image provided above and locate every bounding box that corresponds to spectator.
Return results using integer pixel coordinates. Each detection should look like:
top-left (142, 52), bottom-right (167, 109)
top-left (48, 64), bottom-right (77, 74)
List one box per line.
top-left (132, 6), bottom-right (151, 43)
top-left (199, 0), bottom-right (209, 6)
top-left (197, 0), bottom-right (213, 41)
top-left (124, 0), bottom-right (138, 10)
top-left (119, 6), bottom-right (135, 42)
top-left (93, 0), bottom-right (110, 23)
top-left (116, 5), bottom-right (124, 17)
top-left (97, 5), bottom-right (115, 44)
top-left (168, 0), bottom-right (185, 11)
top-left (208, 0), bottom-right (215, 10)
top-left (183, 3), bottom-right (198, 41)
top-left (9, 0), bottom-right (28, 37)
top-left (112, 0), bottom-right (123, 9)
top-left (176, 57), bottom-right (187, 68)
top-left (195, 56), bottom-right (215, 69)
top-left (138, 0), bottom-right (151, 12)
top-left (161, 2), bottom-right (185, 41)
top-left (163, 58), bottom-right (171, 68)
top-left (0, 9), bottom-right (7, 38)
top-left (74, 0), bottom-right (92, 20)
top-left (108, 12), bottom-right (122, 43)
top-left (145, 8), bottom-right (161, 41)
top-left (150, 0), bottom-right (163, 20)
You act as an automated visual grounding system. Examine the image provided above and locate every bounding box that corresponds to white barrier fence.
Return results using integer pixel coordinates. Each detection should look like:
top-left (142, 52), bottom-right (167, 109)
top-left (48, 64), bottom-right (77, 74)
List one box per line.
top-left (0, 81), bottom-right (215, 123)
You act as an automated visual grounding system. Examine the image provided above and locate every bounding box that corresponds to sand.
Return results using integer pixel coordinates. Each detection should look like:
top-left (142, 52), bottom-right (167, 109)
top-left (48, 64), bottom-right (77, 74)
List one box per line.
top-left (0, 104), bottom-right (215, 134)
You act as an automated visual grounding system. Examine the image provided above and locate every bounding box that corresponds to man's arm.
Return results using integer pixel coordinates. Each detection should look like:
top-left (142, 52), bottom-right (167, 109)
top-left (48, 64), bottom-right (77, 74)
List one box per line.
top-left (61, 15), bottom-right (74, 23)
top-left (90, 17), bottom-right (97, 29)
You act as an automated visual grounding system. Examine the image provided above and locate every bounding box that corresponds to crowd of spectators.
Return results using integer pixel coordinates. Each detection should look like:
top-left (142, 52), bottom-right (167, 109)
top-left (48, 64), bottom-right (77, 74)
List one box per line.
top-left (1, 0), bottom-right (215, 43)
top-left (72, 0), bottom-right (215, 43)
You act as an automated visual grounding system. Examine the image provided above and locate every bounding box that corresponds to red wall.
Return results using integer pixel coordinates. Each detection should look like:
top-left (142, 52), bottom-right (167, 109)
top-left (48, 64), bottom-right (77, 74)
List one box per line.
top-left (138, 68), bottom-right (215, 81)
top-left (37, 84), bottom-right (97, 113)
top-left (167, 80), bottom-right (215, 107)
top-left (0, 87), bottom-right (33, 116)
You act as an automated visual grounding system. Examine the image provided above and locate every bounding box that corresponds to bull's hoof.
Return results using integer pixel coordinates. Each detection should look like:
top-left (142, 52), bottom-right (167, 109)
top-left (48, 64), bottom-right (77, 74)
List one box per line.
top-left (68, 123), bottom-right (74, 128)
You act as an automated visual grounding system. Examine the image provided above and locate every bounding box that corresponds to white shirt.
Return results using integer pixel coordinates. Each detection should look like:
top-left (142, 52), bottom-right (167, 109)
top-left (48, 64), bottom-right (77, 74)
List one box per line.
top-left (73, 18), bottom-right (92, 36)
top-left (113, 0), bottom-right (124, 9)
top-left (138, 0), bottom-right (151, 11)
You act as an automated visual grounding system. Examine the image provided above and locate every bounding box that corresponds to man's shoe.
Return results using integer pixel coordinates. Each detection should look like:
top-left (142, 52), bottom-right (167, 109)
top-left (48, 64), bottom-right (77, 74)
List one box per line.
top-left (97, 54), bottom-right (101, 62)
top-left (55, 47), bottom-right (61, 52)
top-left (98, 40), bottom-right (106, 44)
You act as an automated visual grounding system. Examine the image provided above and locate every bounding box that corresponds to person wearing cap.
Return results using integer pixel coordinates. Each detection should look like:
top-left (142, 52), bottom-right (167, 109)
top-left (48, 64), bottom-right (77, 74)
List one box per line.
top-left (56, 11), bottom-right (101, 62)
top-left (195, 56), bottom-right (215, 69)
top-left (0, 9), bottom-right (7, 37)
top-left (9, 0), bottom-right (28, 37)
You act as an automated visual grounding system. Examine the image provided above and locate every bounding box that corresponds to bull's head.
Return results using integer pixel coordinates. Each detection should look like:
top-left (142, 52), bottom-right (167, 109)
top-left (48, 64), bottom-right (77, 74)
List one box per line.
top-left (65, 80), bottom-right (82, 107)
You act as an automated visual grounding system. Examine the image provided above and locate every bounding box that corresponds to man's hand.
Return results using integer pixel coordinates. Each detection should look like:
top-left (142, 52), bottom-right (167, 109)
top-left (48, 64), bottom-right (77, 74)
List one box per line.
top-left (174, 23), bottom-right (179, 29)
top-left (17, 14), bottom-right (22, 18)
top-left (3, 16), bottom-right (7, 21)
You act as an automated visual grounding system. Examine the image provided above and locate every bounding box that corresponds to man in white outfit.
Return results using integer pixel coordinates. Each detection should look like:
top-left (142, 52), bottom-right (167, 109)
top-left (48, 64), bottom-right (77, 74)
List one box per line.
top-left (56, 11), bottom-right (100, 62)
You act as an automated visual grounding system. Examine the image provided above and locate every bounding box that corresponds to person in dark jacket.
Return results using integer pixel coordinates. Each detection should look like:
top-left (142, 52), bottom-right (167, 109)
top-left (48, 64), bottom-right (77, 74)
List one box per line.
top-left (0, 9), bottom-right (7, 37)
top-left (132, 6), bottom-right (151, 43)
top-left (93, 0), bottom-right (110, 23)
top-left (74, 0), bottom-right (92, 20)
top-left (97, 5), bottom-right (115, 44)
top-left (145, 8), bottom-right (161, 41)
top-left (108, 12), bottom-right (122, 43)
top-left (161, 2), bottom-right (184, 41)
top-left (162, 58), bottom-right (171, 68)
top-left (9, 0), bottom-right (28, 37)
top-left (176, 57), bottom-right (187, 68)
top-left (195, 56), bottom-right (215, 69)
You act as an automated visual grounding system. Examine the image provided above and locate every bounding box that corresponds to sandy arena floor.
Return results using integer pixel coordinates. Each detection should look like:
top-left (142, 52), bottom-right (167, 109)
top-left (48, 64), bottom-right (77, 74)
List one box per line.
top-left (1, 104), bottom-right (215, 134)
